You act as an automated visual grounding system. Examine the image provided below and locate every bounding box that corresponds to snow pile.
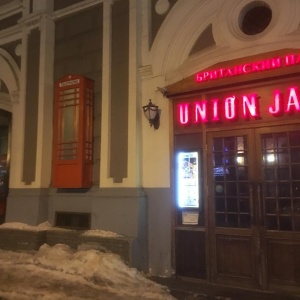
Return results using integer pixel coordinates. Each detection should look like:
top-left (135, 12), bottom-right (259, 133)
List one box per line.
top-left (0, 222), bottom-right (123, 238)
top-left (0, 243), bottom-right (175, 300)
top-left (0, 221), bottom-right (48, 231)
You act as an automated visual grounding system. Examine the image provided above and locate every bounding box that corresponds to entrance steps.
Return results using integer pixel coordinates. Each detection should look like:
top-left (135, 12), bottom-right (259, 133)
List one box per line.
top-left (151, 277), bottom-right (300, 300)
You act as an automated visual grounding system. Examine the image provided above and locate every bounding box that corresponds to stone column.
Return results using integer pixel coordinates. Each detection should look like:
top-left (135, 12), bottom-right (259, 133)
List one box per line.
top-left (34, 14), bottom-right (54, 188)
top-left (100, 0), bottom-right (113, 187)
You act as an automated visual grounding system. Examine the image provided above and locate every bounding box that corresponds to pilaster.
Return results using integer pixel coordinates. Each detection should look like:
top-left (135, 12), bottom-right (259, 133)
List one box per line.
top-left (34, 14), bottom-right (54, 187)
top-left (100, 0), bottom-right (114, 187)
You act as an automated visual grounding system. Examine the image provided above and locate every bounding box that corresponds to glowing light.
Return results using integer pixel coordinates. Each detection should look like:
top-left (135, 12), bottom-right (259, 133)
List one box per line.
top-left (286, 87), bottom-right (300, 112)
top-left (176, 85), bottom-right (300, 126)
top-left (269, 90), bottom-right (282, 115)
top-left (212, 99), bottom-right (220, 121)
top-left (242, 94), bottom-right (259, 118)
top-left (177, 152), bottom-right (199, 208)
top-left (195, 53), bottom-right (300, 83)
top-left (266, 154), bottom-right (275, 163)
top-left (237, 155), bottom-right (244, 165)
top-left (224, 96), bottom-right (236, 120)
top-left (194, 101), bottom-right (208, 123)
top-left (178, 103), bottom-right (189, 125)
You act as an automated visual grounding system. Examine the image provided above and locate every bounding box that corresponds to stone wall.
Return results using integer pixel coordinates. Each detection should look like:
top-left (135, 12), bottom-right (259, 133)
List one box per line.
top-left (0, 228), bottom-right (132, 265)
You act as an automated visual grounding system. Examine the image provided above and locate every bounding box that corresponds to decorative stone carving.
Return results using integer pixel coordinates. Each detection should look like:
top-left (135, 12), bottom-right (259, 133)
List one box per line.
top-left (155, 0), bottom-right (170, 15)
top-left (139, 65), bottom-right (153, 79)
top-left (15, 43), bottom-right (21, 57)
top-left (10, 90), bottom-right (20, 105)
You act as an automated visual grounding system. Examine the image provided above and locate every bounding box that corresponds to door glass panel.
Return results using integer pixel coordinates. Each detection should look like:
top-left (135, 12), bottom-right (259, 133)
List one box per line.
top-left (216, 197), bottom-right (225, 210)
top-left (265, 200), bottom-right (276, 214)
top-left (279, 216), bottom-right (292, 231)
top-left (265, 182), bottom-right (276, 197)
top-left (227, 198), bottom-right (238, 212)
top-left (292, 165), bottom-right (300, 179)
top-left (289, 131), bottom-right (300, 146)
top-left (266, 216), bottom-right (277, 230)
top-left (290, 147), bottom-right (300, 162)
top-left (278, 167), bottom-right (290, 180)
top-left (237, 166), bottom-right (248, 180)
top-left (264, 167), bottom-right (276, 180)
top-left (239, 199), bottom-right (250, 212)
top-left (213, 136), bottom-right (251, 228)
top-left (261, 131), bottom-right (300, 231)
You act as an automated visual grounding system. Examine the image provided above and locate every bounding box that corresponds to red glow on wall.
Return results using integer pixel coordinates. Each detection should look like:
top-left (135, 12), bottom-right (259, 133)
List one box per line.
top-left (195, 53), bottom-right (300, 83)
top-left (176, 86), bottom-right (300, 126)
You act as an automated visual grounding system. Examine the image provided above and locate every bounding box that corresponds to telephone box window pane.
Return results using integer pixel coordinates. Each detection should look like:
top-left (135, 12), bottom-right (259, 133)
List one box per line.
top-left (60, 142), bottom-right (77, 160)
top-left (61, 106), bottom-right (78, 143)
top-left (63, 106), bottom-right (73, 142)
top-left (62, 148), bottom-right (74, 160)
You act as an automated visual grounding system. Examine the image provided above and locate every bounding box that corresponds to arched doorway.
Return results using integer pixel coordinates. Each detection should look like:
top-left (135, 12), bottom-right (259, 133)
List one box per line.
top-left (0, 49), bottom-right (20, 224)
top-left (0, 109), bottom-right (11, 224)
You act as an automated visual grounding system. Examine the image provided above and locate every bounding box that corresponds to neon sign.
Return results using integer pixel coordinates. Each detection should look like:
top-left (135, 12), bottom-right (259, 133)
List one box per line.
top-left (177, 86), bottom-right (300, 125)
top-left (195, 53), bottom-right (300, 83)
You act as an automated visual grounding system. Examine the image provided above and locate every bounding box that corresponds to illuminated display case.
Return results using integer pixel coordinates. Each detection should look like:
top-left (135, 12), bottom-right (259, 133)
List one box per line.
top-left (177, 151), bottom-right (200, 207)
top-left (176, 151), bottom-right (201, 225)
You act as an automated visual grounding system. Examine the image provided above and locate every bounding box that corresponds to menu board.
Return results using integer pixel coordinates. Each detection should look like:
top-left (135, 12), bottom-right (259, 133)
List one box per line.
top-left (177, 151), bottom-right (199, 208)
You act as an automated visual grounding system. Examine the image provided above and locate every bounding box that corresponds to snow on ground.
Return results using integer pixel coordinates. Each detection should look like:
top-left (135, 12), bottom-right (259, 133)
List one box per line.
top-left (0, 223), bottom-right (175, 300)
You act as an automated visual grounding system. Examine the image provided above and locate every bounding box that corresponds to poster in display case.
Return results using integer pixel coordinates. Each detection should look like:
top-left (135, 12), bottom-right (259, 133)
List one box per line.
top-left (177, 151), bottom-right (199, 208)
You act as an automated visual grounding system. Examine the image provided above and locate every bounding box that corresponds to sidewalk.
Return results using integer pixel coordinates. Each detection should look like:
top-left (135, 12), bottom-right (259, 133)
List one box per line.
top-left (151, 277), bottom-right (300, 300)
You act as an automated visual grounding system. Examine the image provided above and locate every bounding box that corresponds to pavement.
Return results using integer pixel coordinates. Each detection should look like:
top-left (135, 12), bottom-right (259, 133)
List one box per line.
top-left (150, 276), bottom-right (300, 300)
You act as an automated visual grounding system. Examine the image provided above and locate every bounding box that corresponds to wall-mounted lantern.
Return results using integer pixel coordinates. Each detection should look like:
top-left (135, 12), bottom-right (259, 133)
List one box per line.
top-left (143, 99), bottom-right (160, 130)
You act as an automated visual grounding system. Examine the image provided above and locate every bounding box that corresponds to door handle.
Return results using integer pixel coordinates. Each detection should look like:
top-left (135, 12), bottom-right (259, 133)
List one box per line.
top-left (257, 183), bottom-right (262, 225)
top-left (249, 183), bottom-right (254, 222)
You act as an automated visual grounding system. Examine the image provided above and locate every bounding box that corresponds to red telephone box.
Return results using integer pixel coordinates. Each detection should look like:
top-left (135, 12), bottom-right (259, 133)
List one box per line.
top-left (52, 75), bottom-right (94, 188)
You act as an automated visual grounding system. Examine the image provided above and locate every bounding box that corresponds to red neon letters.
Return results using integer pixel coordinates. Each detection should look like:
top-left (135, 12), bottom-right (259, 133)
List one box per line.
top-left (178, 86), bottom-right (300, 125)
top-left (195, 53), bottom-right (300, 83)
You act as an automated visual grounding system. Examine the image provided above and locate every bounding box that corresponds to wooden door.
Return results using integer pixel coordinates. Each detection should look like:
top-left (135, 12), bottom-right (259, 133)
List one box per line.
top-left (257, 126), bottom-right (300, 292)
top-left (207, 125), bottom-right (300, 292)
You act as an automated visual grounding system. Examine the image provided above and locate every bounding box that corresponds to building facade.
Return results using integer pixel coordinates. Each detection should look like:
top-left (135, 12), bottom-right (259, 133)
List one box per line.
top-left (0, 0), bottom-right (300, 294)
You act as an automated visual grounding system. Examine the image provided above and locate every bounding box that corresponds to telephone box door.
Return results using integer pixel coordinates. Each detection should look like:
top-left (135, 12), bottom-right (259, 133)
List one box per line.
top-left (52, 74), bottom-right (94, 188)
